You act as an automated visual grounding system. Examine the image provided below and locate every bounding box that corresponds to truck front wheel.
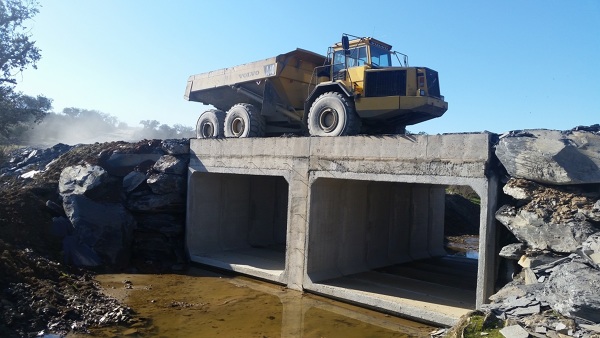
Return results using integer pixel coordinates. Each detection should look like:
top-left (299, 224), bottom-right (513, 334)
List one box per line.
top-left (224, 103), bottom-right (266, 138)
top-left (307, 92), bottom-right (361, 136)
top-left (196, 109), bottom-right (225, 138)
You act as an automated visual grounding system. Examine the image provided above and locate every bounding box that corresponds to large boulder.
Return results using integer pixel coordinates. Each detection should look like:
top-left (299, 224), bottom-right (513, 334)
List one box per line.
top-left (125, 191), bottom-right (185, 213)
top-left (147, 173), bottom-right (185, 195)
top-left (135, 214), bottom-right (184, 237)
top-left (59, 164), bottom-right (109, 197)
top-left (99, 141), bottom-right (167, 177)
top-left (496, 205), bottom-right (597, 253)
top-left (543, 260), bottom-right (600, 323)
top-left (63, 194), bottom-right (135, 266)
top-left (497, 178), bottom-right (600, 253)
top-left (122, 171), bottom-right (148, 193)
top-left (495, 129), bottom-right (600, 185)
top-left (153, 155), bottom-right (188, 175)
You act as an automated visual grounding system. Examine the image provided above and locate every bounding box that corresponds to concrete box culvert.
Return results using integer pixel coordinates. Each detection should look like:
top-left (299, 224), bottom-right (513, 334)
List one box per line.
top-left (186, 134), bottom-right (499, 326)
top-left (303, 177), bottom-right (481, 326)
top-left (186, 171), bottom-right (289, 284)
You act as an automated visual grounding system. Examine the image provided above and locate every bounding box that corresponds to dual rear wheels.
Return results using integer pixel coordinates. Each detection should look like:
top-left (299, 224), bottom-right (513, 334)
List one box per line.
top-left (196, 92), bottom-right (363, 139)
top-left (195, 103), bottom-right (265, 139)
top-left (196, 109), bottom-right (225, 139)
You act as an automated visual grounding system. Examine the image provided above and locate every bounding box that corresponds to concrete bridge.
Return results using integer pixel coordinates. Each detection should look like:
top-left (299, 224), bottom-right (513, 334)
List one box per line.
top-left (186, 134), bottom-right (499, 326)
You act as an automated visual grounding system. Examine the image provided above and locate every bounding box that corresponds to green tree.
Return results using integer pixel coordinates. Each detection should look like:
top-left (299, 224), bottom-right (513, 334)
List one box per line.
top-left (0, 0), bottom-right (41, 85)
top-left (0, 87), bottom-right (51, 143)
top-left (0, 0), bottom-right (44, 143)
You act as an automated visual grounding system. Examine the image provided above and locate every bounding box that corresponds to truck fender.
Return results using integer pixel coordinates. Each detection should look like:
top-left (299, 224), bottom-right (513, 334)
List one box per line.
top-left (303, 82), bottom-right (353, 127)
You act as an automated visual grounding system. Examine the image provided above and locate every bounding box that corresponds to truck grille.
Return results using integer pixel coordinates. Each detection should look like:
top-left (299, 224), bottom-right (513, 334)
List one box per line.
top-left (364, 70), bottom-right (407, 97)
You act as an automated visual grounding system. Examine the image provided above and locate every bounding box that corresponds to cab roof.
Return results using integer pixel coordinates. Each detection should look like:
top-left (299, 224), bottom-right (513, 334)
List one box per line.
top-left (332, 37), bottom-right (392, 51)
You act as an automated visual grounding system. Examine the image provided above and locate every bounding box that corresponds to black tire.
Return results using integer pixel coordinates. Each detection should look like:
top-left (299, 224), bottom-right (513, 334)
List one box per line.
top-left (224, 103), bottom-right (266, 138)
top-left (307, 92), bottom-right (361, 136)
top-left (196, 109), bottom-right (225, 139)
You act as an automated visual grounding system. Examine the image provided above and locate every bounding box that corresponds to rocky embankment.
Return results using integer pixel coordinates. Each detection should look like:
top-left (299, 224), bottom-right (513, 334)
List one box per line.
top-left (0, 139), bottom-right (189, 336)
top-left (1, 126), bottom-right (600, 337)
top-left (451, 126), bottom-right (600, 338)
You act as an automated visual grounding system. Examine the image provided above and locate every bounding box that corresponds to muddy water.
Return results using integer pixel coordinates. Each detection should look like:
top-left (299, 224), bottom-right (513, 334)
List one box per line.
top-left (78, 267), bottom-right (436, 337)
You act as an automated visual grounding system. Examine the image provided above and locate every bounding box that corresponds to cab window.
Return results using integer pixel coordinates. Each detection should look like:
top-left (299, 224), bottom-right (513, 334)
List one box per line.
top-left (333, 46), bottom-right (368, 72)
top-left (370, 45), bottom-right (392, 67)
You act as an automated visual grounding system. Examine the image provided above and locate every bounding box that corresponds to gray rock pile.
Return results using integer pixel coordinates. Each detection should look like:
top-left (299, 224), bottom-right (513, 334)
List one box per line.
top-left (487, 127), bottom-right (600, 337)
top-left (49, 139), bottom-right (190, 271)
top-left (0, 143), bottom-right (72, 178)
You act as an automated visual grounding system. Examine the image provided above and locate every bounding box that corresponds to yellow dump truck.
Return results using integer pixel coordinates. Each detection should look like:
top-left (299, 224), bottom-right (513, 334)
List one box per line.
top-left (184, 34), bottom-right (448, 138)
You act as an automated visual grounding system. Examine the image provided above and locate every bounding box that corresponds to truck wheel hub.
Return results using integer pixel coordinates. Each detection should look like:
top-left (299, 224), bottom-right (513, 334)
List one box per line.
top-left (201, 123), bottom-right (214, 137)
top-left (319, 108), bottom-right (338, 133)
top-left (231, 117), bottom-right (245, 136)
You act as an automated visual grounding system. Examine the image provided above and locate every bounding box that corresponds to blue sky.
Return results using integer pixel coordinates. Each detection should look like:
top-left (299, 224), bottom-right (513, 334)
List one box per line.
top-left (15, 0), bottom-right (600, 134)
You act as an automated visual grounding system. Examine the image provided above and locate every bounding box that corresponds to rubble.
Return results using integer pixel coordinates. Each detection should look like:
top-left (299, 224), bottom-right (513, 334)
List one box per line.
top-left (496, 205), bottom-right (597, 253)
top-left (55, 140), bottom-right (190, 269)
top-left (0, 239), bottom-right (133, 337)
top-left (496, 178), bottom-right (600, 253)
top-left (0, 143), bottom-right (72, 178)
top-left (0, 139), bottom-right (189, 336)
top-left (469, 127), bottom-right (600, 338)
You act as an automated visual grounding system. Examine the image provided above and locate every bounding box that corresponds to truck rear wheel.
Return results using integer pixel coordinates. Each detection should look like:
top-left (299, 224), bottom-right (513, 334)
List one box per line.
top-left (196, 109), bottom-right (225, 139)
top-left (224, 103), bottom-right (266, 138)
top-left (307, 92), bottom-right (361, 136)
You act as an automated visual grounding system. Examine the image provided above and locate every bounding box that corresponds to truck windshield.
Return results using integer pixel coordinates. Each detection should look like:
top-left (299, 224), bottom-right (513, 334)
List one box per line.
top-left (333, 46), bottom-right (368, 69)
top-left (370, 45), bottom-right (392, 67)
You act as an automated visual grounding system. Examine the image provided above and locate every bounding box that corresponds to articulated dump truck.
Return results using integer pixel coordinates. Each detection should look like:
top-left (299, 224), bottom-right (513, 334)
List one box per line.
top-left (184, 35), bottom-right (448, 138)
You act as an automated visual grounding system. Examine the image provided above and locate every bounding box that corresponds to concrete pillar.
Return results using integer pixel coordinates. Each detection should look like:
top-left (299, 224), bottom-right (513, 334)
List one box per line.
top-left (285, 157), bottom-right (310, 291)
top-left (475, 176), bottom-right (500, 308)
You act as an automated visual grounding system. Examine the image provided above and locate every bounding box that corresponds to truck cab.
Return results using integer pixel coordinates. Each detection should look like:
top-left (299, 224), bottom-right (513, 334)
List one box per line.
top-left (305, 35), bottom-right (448, 136)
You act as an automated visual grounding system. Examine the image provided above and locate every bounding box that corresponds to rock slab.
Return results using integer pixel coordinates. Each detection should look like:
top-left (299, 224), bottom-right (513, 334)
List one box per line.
top-left (496, 129), bottom-right (600, 185)
top-left (543, 261), bottom-right (600, 323)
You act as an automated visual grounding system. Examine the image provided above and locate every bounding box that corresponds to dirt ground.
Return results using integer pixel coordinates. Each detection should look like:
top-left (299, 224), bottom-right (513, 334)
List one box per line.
top-left (0, 142), bottom-right (150, 337)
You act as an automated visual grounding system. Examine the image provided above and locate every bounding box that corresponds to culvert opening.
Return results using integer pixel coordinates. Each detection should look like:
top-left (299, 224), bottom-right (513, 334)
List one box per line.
top-left (187, 172), bottom-right (289, 281)
top-left (444, 185), bottom-right (481, 260)
top-left (305, 178), bottom-right (480, 323)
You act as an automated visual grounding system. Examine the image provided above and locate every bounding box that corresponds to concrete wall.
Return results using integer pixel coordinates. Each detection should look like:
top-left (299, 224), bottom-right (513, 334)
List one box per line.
top-left (187, 173), bottom-right (287, 254)
top-left (187, 134), bottom-right (499, 325)
top-left (306, 179), bottom-right (446, 281)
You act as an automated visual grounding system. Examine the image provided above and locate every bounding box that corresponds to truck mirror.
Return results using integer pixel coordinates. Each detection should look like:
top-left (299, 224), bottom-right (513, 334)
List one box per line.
top-left (342, 36), bottom-right (350, 55)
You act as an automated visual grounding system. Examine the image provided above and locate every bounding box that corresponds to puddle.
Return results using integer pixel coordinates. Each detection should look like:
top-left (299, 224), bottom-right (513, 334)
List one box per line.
top-left (446, 235), bottom-right (479, 259)
top-left (72, 267), bottom-right (436, 337)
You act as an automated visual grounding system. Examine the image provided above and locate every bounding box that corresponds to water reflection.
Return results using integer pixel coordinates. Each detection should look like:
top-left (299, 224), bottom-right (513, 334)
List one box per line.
top-left (446, 235), bottom-right (479, 260)
top-left (86, 267), bottom-right (435, 337)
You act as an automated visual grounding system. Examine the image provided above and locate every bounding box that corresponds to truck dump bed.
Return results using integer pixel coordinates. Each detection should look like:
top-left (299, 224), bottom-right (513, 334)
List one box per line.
top-left (184, 49), bottom-right (326, 113)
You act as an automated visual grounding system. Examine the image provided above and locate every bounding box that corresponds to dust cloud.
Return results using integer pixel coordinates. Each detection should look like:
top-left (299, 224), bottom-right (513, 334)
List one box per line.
top-left (23, 109), bottom-right (194, 146)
